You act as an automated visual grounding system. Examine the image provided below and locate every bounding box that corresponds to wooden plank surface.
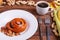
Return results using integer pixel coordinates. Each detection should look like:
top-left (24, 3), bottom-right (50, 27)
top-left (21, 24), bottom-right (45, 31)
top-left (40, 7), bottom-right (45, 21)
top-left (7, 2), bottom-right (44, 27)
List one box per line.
top-left (0, 0), bottom-right (59, 40)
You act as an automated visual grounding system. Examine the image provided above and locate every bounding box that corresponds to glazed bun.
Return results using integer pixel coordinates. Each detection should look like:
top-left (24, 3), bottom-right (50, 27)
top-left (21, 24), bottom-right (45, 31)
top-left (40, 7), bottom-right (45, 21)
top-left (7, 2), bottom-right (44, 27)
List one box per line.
top-left (6, 18), bottom-right (27, 33)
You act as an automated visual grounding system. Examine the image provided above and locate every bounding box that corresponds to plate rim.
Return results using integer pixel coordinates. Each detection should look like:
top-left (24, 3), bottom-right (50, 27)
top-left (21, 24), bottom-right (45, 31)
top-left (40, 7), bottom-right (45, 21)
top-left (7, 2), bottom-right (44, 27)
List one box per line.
top-left (0, 9), bottom-right (38, 40)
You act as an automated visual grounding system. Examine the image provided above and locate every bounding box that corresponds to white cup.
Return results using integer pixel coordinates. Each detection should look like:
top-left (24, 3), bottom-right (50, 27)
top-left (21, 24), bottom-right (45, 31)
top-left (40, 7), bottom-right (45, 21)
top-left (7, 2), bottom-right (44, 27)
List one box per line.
top-left (36, 1), bottom-right (53, 15)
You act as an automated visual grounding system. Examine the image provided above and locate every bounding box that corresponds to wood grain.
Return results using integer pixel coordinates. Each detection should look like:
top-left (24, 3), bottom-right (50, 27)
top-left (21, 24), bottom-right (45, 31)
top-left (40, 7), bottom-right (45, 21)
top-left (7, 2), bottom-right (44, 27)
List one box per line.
top-left (0, 0), bottom-right (58, 40)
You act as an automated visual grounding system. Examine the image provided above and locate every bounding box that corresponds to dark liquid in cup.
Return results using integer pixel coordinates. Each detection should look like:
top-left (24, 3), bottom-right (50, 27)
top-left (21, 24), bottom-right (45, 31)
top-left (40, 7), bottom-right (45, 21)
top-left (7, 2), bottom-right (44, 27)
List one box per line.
top-left (38, 3), bottom-right (48, 8)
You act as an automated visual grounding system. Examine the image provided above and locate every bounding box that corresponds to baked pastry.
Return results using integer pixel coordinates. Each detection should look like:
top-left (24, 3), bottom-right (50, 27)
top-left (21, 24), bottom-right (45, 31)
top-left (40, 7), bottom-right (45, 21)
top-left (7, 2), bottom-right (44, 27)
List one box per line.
top-left (6, 18), bottom-right (27, 33)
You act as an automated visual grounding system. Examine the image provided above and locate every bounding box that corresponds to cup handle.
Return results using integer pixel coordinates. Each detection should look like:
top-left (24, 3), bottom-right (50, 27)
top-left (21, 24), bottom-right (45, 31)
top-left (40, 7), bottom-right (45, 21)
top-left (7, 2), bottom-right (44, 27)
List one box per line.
top-left (48, 7), bottom-right (54, 13)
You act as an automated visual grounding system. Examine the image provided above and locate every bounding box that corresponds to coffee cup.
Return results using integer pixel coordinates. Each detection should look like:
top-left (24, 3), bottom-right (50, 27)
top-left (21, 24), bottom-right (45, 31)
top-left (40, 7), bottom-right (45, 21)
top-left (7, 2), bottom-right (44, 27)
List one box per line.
top-left (36, 1), bottom-right (53, 15)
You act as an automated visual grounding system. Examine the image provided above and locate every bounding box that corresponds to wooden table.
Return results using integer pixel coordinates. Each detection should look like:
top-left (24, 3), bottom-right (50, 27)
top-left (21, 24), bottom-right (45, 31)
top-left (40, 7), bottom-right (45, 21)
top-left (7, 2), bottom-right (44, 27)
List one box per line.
top-left (0, 0), bottom-right (59, 40)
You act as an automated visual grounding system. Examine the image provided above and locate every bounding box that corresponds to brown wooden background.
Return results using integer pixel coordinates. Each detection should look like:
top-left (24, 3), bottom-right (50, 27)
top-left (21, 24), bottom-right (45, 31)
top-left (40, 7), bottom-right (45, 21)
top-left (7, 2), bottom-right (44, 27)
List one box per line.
top-left (0, 0), bottom-right (59, 40)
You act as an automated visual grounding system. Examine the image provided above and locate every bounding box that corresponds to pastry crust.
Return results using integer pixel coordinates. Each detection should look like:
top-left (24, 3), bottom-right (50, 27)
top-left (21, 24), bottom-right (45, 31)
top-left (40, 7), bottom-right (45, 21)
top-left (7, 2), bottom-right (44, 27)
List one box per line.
top-left (6, 18), bottom-right (27, 33)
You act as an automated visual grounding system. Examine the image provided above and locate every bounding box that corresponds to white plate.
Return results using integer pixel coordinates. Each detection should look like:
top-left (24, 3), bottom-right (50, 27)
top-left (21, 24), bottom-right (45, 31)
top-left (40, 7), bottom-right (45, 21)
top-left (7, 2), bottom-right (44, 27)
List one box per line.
top-left (0, 9), bottom-right (38, 40)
